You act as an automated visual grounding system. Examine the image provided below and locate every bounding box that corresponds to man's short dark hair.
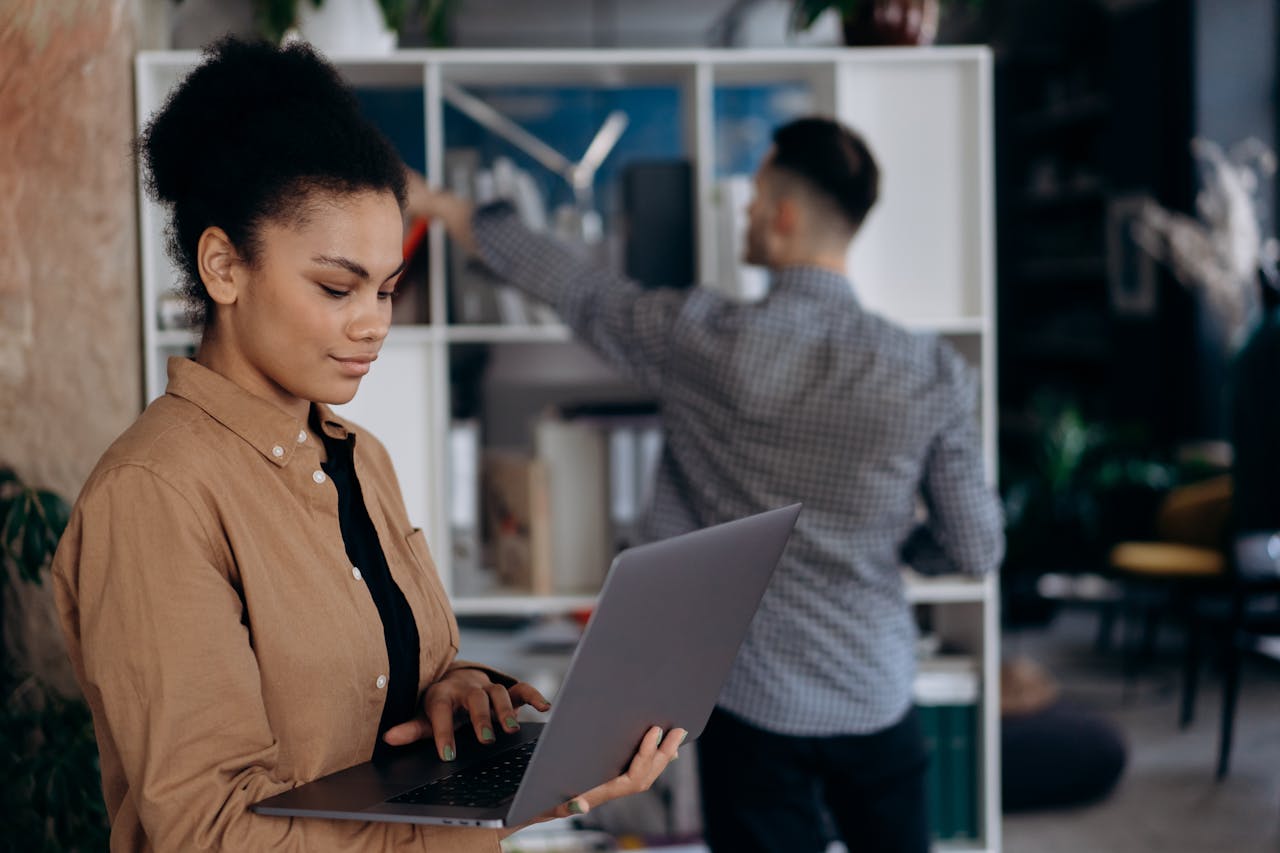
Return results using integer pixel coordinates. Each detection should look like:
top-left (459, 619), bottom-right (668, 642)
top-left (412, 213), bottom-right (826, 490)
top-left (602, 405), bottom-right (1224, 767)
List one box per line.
top-left (771, 117), bottom-right (879, 232)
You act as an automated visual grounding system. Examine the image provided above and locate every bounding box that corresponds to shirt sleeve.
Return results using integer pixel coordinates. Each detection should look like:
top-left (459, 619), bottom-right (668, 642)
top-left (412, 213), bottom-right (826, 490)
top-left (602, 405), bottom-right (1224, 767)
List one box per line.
top-left (60, 464), bottom-right (497, 852)
top-left (471, 202), bottom-right (689, 393)
top-left (914, 379), bottom-right (1006, 577)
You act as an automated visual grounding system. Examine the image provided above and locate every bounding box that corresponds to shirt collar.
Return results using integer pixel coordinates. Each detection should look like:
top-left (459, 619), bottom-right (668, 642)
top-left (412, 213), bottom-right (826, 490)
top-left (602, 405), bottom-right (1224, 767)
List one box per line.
top-left (164, 357), bottom-right (354, 467)
top-left (771, 265), bottom-right (860, 306)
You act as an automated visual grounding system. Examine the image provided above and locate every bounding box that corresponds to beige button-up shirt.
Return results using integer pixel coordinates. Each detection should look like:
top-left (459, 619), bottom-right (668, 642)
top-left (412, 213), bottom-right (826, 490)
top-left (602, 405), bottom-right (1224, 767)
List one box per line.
top-left (53, 358), bottom-right (502, 852)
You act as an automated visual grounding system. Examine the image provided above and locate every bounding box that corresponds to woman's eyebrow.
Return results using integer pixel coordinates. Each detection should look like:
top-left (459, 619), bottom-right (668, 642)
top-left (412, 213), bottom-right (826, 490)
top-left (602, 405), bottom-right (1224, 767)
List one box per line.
top-left (311, 254), bottom-right (370, 279)
top-left (311, 254), bottom-right (406, 283)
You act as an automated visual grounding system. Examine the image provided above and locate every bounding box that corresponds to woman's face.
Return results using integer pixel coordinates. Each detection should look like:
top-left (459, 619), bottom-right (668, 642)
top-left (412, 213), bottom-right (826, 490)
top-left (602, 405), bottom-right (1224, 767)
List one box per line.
top-left (210, 189), bottom-right (405, 418)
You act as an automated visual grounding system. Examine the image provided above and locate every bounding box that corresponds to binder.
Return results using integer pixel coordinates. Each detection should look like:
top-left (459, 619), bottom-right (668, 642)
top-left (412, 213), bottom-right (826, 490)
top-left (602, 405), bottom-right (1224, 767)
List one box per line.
top-left (914, 656), bottom-right (979, 842)
top-left (534, 414), bottom-right (612, 594)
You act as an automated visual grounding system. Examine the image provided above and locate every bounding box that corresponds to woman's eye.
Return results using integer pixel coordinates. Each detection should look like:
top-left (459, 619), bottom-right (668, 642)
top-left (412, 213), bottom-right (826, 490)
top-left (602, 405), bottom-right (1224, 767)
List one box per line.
top-left (378, 289), bottom-right (398, 301)
top-left (320, 285), bottom-right (349, 298)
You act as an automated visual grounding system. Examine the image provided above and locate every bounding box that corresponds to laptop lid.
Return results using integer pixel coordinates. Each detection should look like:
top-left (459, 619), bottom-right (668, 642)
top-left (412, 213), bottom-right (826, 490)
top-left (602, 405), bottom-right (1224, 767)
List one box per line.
top-left (252, 503), bottom-right (801, 828)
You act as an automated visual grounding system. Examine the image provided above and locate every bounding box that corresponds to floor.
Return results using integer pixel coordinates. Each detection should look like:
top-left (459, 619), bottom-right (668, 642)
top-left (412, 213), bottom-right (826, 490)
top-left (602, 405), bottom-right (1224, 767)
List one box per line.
top-left (1001, 607), bottom-right (1280, 853)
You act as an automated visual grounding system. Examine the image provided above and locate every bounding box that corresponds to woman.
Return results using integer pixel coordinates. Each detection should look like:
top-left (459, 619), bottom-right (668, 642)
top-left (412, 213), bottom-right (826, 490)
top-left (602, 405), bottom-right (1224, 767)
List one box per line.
top-left (51, 37), bottom-right (682, 852)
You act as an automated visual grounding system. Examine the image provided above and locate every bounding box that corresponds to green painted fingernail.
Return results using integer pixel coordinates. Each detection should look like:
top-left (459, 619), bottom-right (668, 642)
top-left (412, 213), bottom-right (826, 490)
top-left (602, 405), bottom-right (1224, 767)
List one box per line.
top-left (568, 800), bottom-right (584, 815)
top-left (680, 731), bottom-right (688, 744)
top-left (505, 716), bottom-right (519, 729)
top-left (481, 726), bottom-right (495, 742)
top-left (443, 744), bottom-right (456, 761)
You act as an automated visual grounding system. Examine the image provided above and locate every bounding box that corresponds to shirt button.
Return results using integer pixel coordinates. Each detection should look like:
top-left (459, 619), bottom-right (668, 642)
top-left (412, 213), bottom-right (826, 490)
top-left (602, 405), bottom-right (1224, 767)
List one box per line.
top-left (376, 674), bottom-right (387, 689)
top-left (312, 470), bottom-right (326, 484)
top-left (297, 430), bottom-right (307, 443)
top-left (271, 445), bottom-right (284, 458)
top-left (352, 566), bottom-right (363, 581)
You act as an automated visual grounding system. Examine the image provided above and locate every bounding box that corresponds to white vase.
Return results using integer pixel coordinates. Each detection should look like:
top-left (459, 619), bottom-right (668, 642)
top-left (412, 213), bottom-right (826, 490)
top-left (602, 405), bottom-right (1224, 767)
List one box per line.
top-left (292, 0), bottom-right (397, 56)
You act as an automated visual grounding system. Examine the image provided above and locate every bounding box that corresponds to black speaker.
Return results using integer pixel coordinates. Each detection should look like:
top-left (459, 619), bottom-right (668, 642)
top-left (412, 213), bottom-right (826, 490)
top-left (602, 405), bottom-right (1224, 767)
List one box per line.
top-left (621, 160), bottom-right (694, 289)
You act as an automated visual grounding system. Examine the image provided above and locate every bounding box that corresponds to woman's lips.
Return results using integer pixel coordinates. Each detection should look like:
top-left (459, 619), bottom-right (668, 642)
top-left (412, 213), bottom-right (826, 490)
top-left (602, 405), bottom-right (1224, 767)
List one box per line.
top-left (332, 355), bottom-right (375, 376)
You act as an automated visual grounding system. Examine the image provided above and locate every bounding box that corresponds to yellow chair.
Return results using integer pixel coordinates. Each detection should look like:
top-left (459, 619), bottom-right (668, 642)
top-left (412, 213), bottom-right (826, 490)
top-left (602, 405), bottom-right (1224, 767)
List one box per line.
top-left (1107, 474), bottom-right (1232, 721)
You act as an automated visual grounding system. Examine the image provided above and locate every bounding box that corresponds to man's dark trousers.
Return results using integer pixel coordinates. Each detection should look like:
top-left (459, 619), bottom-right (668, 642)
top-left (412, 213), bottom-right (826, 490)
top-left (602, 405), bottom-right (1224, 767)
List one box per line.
top-left (697, 705), bottom-right (930, 853)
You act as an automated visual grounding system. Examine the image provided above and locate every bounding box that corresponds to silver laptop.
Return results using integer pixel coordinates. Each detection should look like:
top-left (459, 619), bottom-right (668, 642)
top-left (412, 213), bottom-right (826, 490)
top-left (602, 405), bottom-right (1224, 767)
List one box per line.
top-left (252, 503), bottom-right (801, 829)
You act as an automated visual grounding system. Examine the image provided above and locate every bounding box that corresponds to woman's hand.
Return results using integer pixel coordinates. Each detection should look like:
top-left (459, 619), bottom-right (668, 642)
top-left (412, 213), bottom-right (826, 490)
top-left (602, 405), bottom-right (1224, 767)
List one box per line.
top-left (403, 168), bottom-right (478, 255)
top-left (382, 668), bottom-right (550, 761)
top-left (499, 724), bottom-right (688, 839)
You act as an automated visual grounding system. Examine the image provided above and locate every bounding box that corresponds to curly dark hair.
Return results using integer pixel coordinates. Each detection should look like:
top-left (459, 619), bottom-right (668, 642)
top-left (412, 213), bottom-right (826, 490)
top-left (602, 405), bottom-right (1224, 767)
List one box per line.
top-left (138, 37), bottom-right (408, 329)
top-left (771, 116), bottom-right (879, 234)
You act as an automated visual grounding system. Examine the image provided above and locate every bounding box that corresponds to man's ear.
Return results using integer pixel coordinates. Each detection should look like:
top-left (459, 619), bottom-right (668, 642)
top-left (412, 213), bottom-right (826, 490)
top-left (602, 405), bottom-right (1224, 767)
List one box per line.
top-left (774, 195), bottom-right (801, 236)
top-left (197, 226), bottom-right (244, 306)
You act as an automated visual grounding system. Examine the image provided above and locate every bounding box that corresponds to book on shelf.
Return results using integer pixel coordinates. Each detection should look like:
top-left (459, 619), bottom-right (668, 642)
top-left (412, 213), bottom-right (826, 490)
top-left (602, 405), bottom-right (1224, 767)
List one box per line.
top-left (445, 148), bottom-right (560, 327)
top-left (480, 449), bottom-right (553, 596)
top-left (914, 655), bottom-right (979, 842)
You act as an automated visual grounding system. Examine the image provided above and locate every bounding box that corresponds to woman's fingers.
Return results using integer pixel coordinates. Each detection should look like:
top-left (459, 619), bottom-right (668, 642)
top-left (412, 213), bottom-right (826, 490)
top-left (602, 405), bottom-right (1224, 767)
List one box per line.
top-left (485, 683), bottom-right (522, 734)
top-left (509, 681), bottom-right (552, 713)
top-left (465, 688), bottom-right (497, 744)
top-left (559, 725), bottom-right (688, 817)
top-left (426, 695), bottom-right (460, 761)
top-left (381, 715), bottom-right (431, 747)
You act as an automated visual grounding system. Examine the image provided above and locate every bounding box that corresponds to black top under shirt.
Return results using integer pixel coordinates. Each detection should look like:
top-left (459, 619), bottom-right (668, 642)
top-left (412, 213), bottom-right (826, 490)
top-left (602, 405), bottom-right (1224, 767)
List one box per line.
top-left (319, 428), bottom-right (421, 760)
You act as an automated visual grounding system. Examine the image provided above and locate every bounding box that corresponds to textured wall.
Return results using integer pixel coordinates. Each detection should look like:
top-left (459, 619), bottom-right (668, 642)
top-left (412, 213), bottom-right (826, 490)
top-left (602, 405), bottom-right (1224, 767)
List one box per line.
top-left (0, 0), bottom-right (141, 695)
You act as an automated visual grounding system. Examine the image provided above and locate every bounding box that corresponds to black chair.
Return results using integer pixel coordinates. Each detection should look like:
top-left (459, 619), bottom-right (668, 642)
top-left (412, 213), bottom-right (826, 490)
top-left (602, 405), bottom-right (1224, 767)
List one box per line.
top-left (1212, 533), bottom-right (1280, 779)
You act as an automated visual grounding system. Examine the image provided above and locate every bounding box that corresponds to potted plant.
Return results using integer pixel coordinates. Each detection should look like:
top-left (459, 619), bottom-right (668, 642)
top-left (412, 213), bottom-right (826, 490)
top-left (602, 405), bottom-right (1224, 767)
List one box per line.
top-left (0, 466), bottom-right (109, 850)
top-left (789, 0), bottom-right (978, 46)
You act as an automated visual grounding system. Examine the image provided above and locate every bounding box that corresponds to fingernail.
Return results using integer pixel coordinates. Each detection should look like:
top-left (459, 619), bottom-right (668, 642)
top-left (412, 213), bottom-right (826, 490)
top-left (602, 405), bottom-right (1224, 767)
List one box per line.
top-left (505, 716), bottom-right (519, 730)
top-left (568, 799), bottom-right (584, 815)
top-left (443, 744), bottom-right (456, 762)
top-left (481, 726), bottom-right (495, 743)
top-left (680, 731), bottom-right (688, 744)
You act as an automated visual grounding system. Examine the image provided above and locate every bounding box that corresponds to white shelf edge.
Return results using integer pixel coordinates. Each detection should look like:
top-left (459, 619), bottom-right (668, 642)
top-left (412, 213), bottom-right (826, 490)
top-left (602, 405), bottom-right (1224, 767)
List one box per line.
top-left (451, 574), bottom-right (988, 613)
top-left (903, 570), bottom-right (991, 604)
top-left (136, 46), bottom-right (993, 68)
top-left (444, 324), bottom-right (573, 343)
top-left (384, 325), bottom-right (444, 344)
top-left (451, 594), bottom-right (597, 616)
top-left (900, 316), bottom-right (988, 335)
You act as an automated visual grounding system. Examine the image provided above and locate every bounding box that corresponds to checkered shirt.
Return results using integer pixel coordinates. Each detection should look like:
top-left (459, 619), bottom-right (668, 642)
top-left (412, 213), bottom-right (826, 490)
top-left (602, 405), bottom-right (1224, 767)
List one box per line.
top-left (473, 204), bottom-right (1004, 735)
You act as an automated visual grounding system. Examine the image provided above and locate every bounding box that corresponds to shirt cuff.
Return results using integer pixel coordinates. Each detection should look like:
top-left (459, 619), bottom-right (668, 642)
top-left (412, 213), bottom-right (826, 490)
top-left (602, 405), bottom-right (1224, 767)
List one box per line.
top-left (446, 659), bottom-right (519, 688)
top-left (471, 200), bottom-right (522, 279)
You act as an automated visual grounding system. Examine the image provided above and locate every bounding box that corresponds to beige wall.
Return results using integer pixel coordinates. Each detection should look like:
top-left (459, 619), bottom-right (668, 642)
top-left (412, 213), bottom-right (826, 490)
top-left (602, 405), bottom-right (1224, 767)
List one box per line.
top-left (0, 0), bottom-right (148, 694)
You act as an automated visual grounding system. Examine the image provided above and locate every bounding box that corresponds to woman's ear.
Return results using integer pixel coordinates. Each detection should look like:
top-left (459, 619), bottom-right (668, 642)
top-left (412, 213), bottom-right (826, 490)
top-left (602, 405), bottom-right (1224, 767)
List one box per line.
top-left (197, 226), bottom-right (243, 306)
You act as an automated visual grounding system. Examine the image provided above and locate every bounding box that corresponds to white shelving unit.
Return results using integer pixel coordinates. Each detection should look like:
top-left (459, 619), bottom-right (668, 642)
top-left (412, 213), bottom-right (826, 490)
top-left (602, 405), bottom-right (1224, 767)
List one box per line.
top-left (136, 47), bottom-right (999, 851)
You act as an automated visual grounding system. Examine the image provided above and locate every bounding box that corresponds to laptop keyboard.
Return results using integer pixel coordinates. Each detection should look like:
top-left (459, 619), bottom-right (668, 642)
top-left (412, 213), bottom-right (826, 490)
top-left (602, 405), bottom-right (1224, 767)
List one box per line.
top-left (387, 739), bottom-right (538, 809)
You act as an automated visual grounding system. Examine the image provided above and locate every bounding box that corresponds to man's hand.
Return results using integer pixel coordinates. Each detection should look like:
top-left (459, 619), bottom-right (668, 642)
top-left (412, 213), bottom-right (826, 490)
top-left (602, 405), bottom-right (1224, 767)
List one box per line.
top-left (499, 724), bottom-right (689, 838)
top-left (404, 168), bottom-right (479, 255)
top-left (382, 668), bottom-right (550, 761)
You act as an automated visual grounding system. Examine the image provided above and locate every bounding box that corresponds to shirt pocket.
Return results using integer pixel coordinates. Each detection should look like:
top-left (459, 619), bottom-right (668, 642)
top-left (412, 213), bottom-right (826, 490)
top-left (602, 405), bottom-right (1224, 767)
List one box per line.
top-left (405, 528), bottom-right (460, 657)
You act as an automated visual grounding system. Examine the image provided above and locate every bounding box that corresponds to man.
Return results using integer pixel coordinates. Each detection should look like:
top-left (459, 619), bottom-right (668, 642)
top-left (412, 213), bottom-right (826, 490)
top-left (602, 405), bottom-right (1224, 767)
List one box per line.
top-left (410, 116), bottom-right (1004, 853)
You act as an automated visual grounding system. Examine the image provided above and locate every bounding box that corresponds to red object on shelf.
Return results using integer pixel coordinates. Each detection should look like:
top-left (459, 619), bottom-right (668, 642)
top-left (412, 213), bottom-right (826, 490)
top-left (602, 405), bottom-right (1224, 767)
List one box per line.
top-left (403, 217), bottom-right (429, 261)
top-left (569, 607), bottom-right (594, 628)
